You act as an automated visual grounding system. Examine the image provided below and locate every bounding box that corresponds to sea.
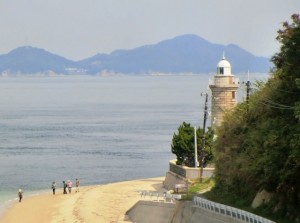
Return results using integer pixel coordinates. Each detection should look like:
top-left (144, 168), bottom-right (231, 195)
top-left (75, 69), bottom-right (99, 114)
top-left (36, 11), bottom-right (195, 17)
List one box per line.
top-left (0, 74), bottom-right (269, 213)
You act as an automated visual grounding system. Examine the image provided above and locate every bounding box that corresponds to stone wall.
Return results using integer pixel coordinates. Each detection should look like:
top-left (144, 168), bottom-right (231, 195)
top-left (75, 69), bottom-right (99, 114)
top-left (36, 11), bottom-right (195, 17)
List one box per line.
top-left (168, 160), bottom-right (202, 179)
top-left (163, 171), bottom-right (188, 190)
top-left (163, 160), bottom-right (214, 190)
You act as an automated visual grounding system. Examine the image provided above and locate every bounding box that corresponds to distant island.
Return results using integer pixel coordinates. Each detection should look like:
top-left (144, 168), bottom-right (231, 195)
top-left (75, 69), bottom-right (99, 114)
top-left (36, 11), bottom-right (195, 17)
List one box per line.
top-left (0, 34), bottom-right (272, 76)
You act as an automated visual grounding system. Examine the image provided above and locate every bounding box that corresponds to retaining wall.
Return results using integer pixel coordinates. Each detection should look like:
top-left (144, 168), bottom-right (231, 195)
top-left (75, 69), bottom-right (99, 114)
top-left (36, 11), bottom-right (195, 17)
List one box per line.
top-left (126, 199), bottom-right (275, 223)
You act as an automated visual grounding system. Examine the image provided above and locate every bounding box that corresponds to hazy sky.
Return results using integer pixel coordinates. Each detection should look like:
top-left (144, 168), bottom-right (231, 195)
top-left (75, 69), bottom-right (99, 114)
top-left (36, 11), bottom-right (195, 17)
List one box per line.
top-left (0, 0), bottom-right (299, 60)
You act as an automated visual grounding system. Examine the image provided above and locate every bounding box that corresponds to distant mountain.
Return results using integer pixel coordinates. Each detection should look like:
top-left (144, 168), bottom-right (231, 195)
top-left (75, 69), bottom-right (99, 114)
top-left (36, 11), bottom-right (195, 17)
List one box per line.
top-left (0, 46), bottom-right (75, 74)
top-left (0, 35), bottom-right (272, 75)
top-left (79, 34), bottom-right (271, 74)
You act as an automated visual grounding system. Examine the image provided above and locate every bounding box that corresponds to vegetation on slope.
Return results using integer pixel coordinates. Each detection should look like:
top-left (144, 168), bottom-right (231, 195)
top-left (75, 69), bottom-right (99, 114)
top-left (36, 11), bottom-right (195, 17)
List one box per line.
top-left (183, 178), bottom-right (215, 200)
top-left (211, 14), bottom-right (300, 222)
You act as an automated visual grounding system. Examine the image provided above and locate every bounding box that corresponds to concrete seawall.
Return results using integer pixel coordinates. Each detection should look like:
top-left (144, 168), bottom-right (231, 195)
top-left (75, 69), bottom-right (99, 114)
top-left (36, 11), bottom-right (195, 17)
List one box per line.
top-left (126, 201), bottom-right (175, 223)
top-left (126, 200), bottom-right (244, 223)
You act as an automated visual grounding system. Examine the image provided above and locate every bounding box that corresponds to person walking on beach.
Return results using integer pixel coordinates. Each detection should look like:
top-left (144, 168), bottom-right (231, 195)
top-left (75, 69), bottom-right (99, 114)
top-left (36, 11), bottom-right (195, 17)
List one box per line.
top-left (75, 178), bottom-right (80, 192)
top-left (52, 181), bottom-right (56, 195)
top-left (67, 180), bottom-right (72, 194)
top-left (63, 181), bottom-right (67, 194)
top-left (18, 189), bottom-right (23, 202)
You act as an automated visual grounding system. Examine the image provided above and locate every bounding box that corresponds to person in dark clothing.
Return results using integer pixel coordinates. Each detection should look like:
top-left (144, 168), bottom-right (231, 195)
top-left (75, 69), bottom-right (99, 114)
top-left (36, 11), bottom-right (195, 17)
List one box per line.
top-left (52, 181), bottom-right (56, 195)
top-left (62, 181), bottom-right (67, 194)
top-left (18, 189), bottom-right (23, 202)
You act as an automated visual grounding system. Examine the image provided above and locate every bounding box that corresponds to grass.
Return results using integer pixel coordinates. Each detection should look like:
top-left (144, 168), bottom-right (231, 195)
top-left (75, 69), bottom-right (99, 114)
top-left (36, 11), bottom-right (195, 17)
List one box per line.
top-left (181, 178), bottom-right (215, 200)
top-left (203, 187), bottom-right (297, 223)
top-left (177, 178), bottom-right (297, 223)
top-left (204, 186), bottom-right (251, 208)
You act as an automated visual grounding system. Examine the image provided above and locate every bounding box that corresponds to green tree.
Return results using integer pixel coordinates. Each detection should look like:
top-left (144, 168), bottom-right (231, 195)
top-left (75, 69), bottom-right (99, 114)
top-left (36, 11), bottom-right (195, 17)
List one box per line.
top-left (213, 14), bottom-right (300, 222)
top-left (171, 122), bottom-right (214, 167)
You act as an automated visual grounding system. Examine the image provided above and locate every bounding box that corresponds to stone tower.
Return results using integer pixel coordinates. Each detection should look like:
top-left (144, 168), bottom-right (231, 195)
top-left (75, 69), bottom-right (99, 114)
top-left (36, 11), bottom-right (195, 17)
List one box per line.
top-left (209, 55), bottom-right (239, 128)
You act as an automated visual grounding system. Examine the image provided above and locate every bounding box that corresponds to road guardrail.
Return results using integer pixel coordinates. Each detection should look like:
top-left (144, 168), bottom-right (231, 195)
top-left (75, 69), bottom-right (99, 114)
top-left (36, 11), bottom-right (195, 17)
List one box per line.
top-left (193, 196), bottom-right (275, 223)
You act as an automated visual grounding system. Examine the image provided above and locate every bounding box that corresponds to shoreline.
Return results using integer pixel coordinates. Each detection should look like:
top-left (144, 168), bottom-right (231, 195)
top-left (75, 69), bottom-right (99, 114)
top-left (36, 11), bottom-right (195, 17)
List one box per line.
top-left (0, 177), bottom-right (166, 223)
top-left (0, 189), bottom-right (50, 219)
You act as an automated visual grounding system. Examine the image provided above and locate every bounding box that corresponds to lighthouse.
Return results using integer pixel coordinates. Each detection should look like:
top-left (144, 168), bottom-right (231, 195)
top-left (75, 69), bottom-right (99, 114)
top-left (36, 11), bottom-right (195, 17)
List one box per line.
top-left (209, 55), bottom-right (239, 128)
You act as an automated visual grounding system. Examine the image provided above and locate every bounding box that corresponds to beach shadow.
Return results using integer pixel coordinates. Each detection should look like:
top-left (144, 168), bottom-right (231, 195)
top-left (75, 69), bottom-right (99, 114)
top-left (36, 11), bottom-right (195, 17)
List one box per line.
top-left (151, 182), bottom-right (165, 191)
top-left (138, 178), bottom-right (166, 192)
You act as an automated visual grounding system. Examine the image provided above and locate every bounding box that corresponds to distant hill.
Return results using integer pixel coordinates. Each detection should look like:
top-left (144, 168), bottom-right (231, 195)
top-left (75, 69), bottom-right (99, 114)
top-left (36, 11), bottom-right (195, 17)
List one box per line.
top-left (0, 35), bottom-right (272, 75)
top-left (0, 46), bottom-right (76, 74)
top-left (79, 34), bottom-right (271, 74)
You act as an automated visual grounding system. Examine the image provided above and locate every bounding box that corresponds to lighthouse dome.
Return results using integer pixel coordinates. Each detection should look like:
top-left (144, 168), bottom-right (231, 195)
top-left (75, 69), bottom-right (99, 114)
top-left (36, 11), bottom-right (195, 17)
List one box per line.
top-left (217, 55), bottom-right (232, 75)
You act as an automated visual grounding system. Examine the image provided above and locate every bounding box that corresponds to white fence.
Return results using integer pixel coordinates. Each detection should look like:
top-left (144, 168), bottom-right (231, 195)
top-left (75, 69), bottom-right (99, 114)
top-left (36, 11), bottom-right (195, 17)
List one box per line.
top-left (193, 196), bottom-right (275, 223)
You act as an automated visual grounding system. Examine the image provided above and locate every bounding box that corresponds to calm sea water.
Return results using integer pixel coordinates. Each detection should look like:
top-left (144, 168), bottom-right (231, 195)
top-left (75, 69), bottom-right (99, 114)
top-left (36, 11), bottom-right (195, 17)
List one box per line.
top-left (0, 74), bottom-right (268, 211)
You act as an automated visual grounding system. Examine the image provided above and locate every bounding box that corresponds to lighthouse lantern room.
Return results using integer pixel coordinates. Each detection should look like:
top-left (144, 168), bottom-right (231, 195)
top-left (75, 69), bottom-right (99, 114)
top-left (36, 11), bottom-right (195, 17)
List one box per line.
top-left (209, 55), bottom-right (239, 128)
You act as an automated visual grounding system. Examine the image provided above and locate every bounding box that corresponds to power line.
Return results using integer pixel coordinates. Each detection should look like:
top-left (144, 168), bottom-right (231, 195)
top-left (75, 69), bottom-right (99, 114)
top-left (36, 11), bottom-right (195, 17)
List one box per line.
top-left (257, 100), bottom-right (295, 110)
top-left (262, 98), bottom-right (294, 109)
top-left (241, 77), bottom-right (300, 95)
top-left (240, 77), bottom-right (295, 110)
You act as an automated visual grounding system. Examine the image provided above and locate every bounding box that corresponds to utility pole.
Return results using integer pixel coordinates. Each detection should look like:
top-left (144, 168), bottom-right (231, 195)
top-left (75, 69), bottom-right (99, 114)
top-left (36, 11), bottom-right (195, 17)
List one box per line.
top-left (194, 126), bottom-right (198, 168)
top-left (200, 93), bottom-right (208, 183)
top-left (246, 80), bottom-right (251, 113)
top-left (245, 70), bottom-right (251, 113)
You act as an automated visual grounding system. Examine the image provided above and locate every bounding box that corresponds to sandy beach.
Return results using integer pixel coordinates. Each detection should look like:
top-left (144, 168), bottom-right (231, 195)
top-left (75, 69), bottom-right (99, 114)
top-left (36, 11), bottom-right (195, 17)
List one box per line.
top-left (0, 177), bottom-right (165, 223)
